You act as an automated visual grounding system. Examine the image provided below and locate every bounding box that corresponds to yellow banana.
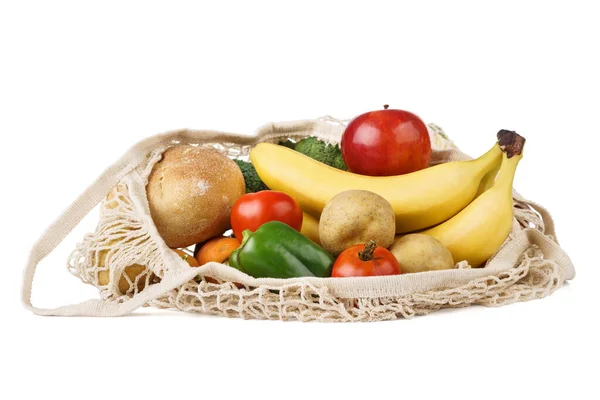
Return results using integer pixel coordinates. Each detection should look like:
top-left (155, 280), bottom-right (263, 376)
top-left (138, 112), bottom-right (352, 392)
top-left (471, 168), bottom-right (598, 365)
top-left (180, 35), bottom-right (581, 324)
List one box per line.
top-left (300, 212), bottom-right (321, 245)
top-left (475, 157), bottom-right (501, 198)
top-left (420, 133), bottom-right (524, 267)
top-left (250, 142), bottom-right (502, 233)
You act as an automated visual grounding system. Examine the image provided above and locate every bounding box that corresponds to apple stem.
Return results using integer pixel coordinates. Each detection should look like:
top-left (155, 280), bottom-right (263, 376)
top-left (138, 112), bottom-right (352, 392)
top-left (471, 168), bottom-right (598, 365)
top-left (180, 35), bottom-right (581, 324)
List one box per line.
top-left (358, 240), bottom-right (377, 261)
top-left (383, 104), bottom-right (389, 110)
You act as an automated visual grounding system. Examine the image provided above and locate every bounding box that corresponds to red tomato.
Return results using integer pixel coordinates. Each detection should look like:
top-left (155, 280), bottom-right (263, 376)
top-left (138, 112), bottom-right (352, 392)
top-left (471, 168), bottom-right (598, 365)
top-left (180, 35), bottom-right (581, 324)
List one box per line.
top-left (341, 105), bottom-right (431, 176)
top-left (332, 241), bottom-right (401, 277)
top-left (230, 191), bottom-right (303, 240)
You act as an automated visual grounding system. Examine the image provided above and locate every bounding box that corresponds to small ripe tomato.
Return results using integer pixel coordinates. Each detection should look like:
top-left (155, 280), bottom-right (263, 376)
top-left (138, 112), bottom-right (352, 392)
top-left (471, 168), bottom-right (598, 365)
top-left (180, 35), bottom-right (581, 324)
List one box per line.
top-left (230, 191), bottom-right (303, 240)
top-left (332, 241), bottom-right (401, 277)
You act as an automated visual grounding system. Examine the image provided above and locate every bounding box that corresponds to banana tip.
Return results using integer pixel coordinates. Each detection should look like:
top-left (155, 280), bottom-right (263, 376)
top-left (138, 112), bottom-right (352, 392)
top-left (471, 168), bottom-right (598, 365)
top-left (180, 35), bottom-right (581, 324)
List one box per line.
top-left (497, 129), bottom-right (525, 157)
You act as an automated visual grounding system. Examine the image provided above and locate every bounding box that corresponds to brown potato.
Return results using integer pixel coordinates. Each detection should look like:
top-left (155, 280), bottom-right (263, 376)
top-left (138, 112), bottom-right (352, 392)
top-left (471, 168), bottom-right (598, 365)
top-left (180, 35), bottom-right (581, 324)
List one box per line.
top-left (389, 234), bottom-right (454, 273)
top-left (319, 190), bottom-right (395, 256)
top-left (97, 264), bottom-right (149, 295)
top-left (96, 238), bottom-right (151, 294)
top-left (97, 248), bottom-right (198, 294)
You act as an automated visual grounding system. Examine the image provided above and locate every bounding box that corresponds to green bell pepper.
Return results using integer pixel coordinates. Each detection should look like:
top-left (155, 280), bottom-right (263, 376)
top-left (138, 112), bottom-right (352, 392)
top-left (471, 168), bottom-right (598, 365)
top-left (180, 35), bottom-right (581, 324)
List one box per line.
top-left (229, 221), bottom-right (334, 278)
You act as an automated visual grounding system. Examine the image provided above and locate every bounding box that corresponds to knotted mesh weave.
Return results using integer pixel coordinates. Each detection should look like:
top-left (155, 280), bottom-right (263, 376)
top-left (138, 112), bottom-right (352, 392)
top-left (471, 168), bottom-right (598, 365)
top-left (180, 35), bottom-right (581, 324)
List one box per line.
top-left (66, 118), bottom-right (567, 321)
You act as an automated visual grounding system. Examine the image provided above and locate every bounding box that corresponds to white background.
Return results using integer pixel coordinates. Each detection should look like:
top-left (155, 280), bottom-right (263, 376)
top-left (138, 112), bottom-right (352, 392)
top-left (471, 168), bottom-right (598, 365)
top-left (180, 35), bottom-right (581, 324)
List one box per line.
top-left (1, 1), bottom-right (598, 399)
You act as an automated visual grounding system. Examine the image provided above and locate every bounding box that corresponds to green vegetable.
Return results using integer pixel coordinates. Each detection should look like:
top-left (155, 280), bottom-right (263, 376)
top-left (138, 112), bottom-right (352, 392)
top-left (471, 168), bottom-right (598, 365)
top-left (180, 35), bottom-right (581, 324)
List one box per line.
top-left (278, 139), bottom-right (296, 149)
top-left (235, 137), bottom-right (347, 193)
top-left (229, 221), bottom-right (334, 278)
top-left (292, 137), bottom-right (347, 170)
top-left (234, 159), bottom-right (269, 193)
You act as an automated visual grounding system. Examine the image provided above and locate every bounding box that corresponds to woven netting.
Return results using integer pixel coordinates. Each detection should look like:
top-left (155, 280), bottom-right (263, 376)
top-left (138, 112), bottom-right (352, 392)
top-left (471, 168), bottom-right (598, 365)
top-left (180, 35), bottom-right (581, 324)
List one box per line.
top-left (67, 117), bottom-right (565, 322)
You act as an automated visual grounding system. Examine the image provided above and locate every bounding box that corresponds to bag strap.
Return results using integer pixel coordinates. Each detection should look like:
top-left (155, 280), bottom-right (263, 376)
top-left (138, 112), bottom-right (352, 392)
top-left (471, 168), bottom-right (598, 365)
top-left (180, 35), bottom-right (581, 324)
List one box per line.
top-left (521, 198), bottom-right (557, 241)
top-left (21, 130), bottom-right (195, 315)
top-left (486, 227), bottom-right (575, 281)
top-left (527, 228), bottom-right (575, 280)
top-left (22, 121), bottom-right (326, 316)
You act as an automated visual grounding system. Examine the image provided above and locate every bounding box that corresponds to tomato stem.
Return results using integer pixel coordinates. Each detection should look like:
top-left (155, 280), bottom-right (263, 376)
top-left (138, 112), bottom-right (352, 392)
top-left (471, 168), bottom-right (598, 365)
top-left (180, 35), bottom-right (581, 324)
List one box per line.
top-left (358, 240), bottom-right (377, 261)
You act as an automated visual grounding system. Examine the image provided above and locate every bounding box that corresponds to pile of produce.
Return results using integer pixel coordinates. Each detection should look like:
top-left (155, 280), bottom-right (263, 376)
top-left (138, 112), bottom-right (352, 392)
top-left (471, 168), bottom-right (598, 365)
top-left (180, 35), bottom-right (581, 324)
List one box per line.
top-left (112, 105), bottom-right (526, 290)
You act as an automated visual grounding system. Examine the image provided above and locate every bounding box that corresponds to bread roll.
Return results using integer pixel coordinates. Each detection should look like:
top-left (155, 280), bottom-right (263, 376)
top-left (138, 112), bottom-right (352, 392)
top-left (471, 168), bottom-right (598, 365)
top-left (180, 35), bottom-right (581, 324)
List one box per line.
top-left (146, 146), bottom-right (245, 248)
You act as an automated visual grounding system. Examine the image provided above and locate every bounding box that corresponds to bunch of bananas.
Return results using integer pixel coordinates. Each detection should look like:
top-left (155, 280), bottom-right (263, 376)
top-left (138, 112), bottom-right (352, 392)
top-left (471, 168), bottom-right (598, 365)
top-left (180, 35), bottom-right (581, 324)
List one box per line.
top-left (249, 130), bottom-right (525, 267)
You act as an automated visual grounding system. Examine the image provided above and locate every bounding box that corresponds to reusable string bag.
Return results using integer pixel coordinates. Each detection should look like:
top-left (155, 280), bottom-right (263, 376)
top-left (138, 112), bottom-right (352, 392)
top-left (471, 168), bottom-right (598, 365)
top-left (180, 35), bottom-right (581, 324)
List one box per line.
top-left (22, 117), bottom-right (575, 321)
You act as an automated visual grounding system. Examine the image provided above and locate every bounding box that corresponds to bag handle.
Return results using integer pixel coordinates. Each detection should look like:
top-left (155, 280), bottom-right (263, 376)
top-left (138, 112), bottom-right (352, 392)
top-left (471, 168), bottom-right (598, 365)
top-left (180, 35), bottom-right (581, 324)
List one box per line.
top-left (22, 122), bottom-right (328, 316)
top-left (485, 227), bottom-right (575, 281)
top-left (526, 228), bottom-right (574, 279)
top-left (522, 199), bottom-right (557, 241)
top-left (21, 130), bottom-right (196, 315)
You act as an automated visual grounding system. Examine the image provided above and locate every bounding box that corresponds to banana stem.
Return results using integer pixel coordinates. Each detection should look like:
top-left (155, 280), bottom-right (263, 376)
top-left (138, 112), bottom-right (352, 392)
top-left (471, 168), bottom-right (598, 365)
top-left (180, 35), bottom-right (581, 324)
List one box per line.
top-left (472, 144), bottom-right (503, 179)
top-left (495, 153), bottom-right (522, 194)
top-left (493, 129), bottom-right (525, 194)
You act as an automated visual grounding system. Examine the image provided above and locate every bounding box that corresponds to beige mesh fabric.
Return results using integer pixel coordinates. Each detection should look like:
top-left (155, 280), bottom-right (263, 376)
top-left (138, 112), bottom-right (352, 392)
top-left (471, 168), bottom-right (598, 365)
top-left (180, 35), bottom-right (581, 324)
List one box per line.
top-left (22, 117), bottom-right (576, 321)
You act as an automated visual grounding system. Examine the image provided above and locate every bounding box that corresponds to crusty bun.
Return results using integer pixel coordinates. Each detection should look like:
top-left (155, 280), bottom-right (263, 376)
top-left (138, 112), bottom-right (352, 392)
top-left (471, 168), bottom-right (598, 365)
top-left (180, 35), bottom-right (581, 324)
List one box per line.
top-left (146, 146), bottom-right (245, 248)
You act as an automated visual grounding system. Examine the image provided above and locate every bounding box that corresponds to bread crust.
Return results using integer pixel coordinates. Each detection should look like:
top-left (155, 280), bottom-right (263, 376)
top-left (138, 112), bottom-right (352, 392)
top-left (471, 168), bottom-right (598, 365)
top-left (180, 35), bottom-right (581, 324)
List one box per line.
top-left (146, 146), bottom-right (245, 248)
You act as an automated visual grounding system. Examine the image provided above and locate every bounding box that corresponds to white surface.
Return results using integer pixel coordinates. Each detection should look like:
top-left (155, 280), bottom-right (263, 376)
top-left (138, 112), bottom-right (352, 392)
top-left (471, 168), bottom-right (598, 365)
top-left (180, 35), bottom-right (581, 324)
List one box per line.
top-left (1, 1), bottom-right (598, 399)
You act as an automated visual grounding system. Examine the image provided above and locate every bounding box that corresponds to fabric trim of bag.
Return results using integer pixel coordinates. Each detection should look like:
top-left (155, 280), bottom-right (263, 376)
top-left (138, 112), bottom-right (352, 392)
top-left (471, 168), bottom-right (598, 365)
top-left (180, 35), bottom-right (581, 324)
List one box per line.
top-left (22, 119), bottom-right (575, 317)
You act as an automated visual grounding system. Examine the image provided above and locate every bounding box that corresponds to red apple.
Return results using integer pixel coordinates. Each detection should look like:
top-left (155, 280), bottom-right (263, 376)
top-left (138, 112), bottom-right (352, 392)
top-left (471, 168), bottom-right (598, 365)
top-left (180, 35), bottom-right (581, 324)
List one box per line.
top-left (341, 105), bottom-right (431, 176)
